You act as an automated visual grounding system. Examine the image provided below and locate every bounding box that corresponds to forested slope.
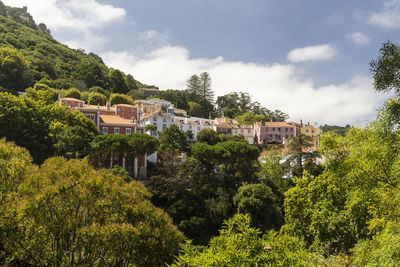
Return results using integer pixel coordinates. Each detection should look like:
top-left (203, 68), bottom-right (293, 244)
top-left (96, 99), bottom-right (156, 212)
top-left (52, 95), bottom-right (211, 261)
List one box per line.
top-left (0, 1), bottom-right (152, 94)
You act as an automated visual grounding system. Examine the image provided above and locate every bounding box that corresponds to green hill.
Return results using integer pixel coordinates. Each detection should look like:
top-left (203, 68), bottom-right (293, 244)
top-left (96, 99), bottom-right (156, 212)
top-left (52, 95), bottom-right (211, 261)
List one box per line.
top-left (0, 1), bottom-right (154, 94)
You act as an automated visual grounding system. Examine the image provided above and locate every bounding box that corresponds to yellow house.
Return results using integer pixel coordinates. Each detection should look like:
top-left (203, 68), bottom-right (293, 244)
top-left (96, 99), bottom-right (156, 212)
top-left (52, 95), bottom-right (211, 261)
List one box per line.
top-left (301, 123), bottom-right (323, 151)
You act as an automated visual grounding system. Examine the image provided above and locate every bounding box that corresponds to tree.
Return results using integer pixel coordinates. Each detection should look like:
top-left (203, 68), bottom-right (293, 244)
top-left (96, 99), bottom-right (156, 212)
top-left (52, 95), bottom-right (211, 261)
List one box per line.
top-left (286, 133), bottom-right (315, 177)
top-left (145, 124), bottom-right (157, 134)
top-left (370, 41), bottom-right (400, 96)
top-left (233, 183), bottom-right (284, 231)
top-left (109, 93), bottom-right (134, 105)
top-left (186, 129), bottom-right (194, 141)
top-left (186, 74), bottom-right (201, 97)
top-left (199, 72), bottom-right (214, 103)
top-left (53, 125), bottom-right (95, 159)
top-left (88, 92), bottom-right (107, 105)
top-left (0, 47), bottom-right (33, 92)
top-left (171, 214), bottom-right (307, 266)
top-left (284, 106), bottom-right (400, 253)
top-left (89, 85), bottom-right (110, 98)
top-left (235, 111), bottom-right (265, 125)
top-left (109, 68), bottom-right (129, 94)
top-left (89, 133), bottom-right (158, 171)
top-left (1, 156), bottom-right (185, 266)
top-left (125, 74), bottom-right (138, 90)
top-left (196, 129), bottom-right (222, 145)
top-left (158, 124), bottom-right (188, 153)
top-left (0, 89), bottom-right (98, 164)
top-left (64, 87), bottom-right (81, 99)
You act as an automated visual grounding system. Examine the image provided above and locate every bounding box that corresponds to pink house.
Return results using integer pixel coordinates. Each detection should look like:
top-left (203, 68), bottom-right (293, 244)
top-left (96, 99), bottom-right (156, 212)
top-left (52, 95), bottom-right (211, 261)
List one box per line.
top-left (254, 120), bottom-right (300, 144)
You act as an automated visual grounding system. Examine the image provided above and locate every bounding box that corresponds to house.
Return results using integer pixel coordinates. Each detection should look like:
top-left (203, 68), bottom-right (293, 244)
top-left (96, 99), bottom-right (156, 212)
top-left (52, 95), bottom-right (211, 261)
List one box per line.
top-left (254, 120), bottom-right (300, 144)
top-left (301, 122), bottom-right (323, 151)
top-left (138, 109), bottom-right (175, 163)
top-left (173, 108), bottom-right (187, 116)
top-left (231, 124), bottom-right (255, 145)
top-left (57, 97), bottom-right (146, 178)
top-left (146, 98), bottom-right (174, 108)
top-left (57, 97), bottom-right (84, 109)
top-left (212, 117), bottom-right (240, 136)
top-left (114, 104), bottom-right (138, 122)
top-left (173, 116), bottom-right (213, 141)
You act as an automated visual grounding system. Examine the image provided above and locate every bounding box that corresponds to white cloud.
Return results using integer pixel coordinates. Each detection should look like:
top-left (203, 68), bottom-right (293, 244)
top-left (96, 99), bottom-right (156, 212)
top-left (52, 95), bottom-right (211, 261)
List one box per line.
top-left (2, 0), bottom-right (126, 50)
top-left (370, 0), bottom-right (400, 29)
top-left (346, 32), bottom-right (371, 46)
top-left (102, 45), bottom-right (385, 125)
top-left (287, 44), bottom-right (337, 63)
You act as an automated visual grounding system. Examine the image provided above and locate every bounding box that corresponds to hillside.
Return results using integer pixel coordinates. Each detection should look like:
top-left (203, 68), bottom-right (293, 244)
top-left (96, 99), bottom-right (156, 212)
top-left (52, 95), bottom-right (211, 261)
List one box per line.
top-left (0, 1), bottom-right (154, 94)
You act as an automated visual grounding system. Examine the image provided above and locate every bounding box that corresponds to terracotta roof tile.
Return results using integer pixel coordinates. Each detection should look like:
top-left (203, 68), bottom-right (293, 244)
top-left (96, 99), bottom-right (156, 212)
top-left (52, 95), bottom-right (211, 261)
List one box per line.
top-left (100, 115), bottom-right (135, 126)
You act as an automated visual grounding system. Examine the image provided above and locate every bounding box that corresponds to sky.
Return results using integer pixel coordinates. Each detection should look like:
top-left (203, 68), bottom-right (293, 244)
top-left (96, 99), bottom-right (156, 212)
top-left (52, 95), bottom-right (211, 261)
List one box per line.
top-left (3, 0), bottom-right (400, 125)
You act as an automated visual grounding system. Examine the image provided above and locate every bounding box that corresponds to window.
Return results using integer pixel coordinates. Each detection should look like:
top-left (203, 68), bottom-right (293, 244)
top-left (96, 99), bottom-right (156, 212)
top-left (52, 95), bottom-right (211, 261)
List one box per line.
top-left (285, 134), bottom-right (288, 138)
top-left (79, 102), bottom-right (83, 108)
top-left (102, 127), bottom-right (108, 134)
top-left (121, 116), bottom-right (124, 119)
top-left (114, 128), bottom-right (120, 134)
top-left (197, 126), bottom-right (200, 131)
top-left (163, 124), bottom-right (167, 130)
top-left (130, 109), bottom-right (133, 115)
top-left (126, 128), bottom-right (131, 134)
top-left (272, 127), bottom-right (275, 131)
top-left (71, 102), bottom-right (75, 107)
top-left (278, 128), bottom-right (281, 132)
top-left (234, 129), bottom-right (238, 134)
top-left (122, 108), bottom-right (125, 114)
top-left (241, 129), bottom-right (244, 134)
top-left (312, 130), bottom-right (315, 133)
top-left (163, 117), bottom-right (167, 122)
top-left (285, 128), bottom-right (288, 131)
top-left (248, 129), bottom-right (251, 134)
top-left (290, 128), bottom-right (293, 131)
top-left (153, 116), bottom-right (157, 122)
top-left (269, 134), bottom-right (273, 137)
top-left (306, 129), bottom-right (309, 133)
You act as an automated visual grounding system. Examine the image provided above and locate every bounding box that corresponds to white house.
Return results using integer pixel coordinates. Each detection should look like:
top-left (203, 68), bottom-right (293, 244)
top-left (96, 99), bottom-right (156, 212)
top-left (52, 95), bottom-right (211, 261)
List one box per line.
top-left (174, 116), bottom-right (213, 141)
top-left (139, 109), bottom-right (175, 162)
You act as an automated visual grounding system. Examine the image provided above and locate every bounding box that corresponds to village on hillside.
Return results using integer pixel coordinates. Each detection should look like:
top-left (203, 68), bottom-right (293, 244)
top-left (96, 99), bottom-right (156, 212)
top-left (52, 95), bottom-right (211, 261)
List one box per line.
top-left (58, 94), bottom-right (323, 178)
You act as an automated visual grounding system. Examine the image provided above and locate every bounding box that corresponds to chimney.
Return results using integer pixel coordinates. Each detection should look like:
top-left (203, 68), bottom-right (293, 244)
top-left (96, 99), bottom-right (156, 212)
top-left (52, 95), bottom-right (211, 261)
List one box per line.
top-left (300, 119), bottom-right (303, 126)
top-left (106, 101), bottom-right (111, 110)
top-left (308, 122), bottom-right (310, 126)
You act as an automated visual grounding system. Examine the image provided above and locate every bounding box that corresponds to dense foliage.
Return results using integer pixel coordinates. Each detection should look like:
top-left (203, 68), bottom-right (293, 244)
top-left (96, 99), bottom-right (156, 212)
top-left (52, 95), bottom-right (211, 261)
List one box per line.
top-left (0, 6), bottom-right (151, 94)
top-left (171, 214), bottom-right (307, 266)
top-left (0, 140), bottom-right (184, 266)
top-left (0, 88), bottom-right (98, 164)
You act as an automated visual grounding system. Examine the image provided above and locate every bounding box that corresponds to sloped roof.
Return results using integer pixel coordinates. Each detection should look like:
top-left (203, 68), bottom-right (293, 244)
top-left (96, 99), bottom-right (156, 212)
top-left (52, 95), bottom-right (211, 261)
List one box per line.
top-left (60, 97), bottom-right (84, 102)
top-left (100, 115), bottom-right (135, 126)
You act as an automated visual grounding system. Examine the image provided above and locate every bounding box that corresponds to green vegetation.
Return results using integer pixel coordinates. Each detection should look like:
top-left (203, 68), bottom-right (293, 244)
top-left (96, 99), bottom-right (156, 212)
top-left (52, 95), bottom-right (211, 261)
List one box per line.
top-left (320, 124), bottom-right (352, 136)
top-left (0, 139), bottom-right (184, 266)
top-left (0, 88), bottom-right (98, 164)
top-left (0, 6), bottom-right (150, 95)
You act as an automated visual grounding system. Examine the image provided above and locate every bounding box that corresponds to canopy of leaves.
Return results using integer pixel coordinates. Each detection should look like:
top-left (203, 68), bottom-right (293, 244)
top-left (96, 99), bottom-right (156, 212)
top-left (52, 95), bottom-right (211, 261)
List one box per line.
top-left (158, 124), bottom-right (188, 153)
top-left (171, 214), bottom-right (307, 266)
top-left (0, 8), bottom-right (150, 94)
top-left (0, 88), bottom-right (98, 164)
top-left (109, 93), bottom-right (134, 105)
top-left (284, 102), bottom-right (400, 254)
top-left (1, 153), bottom-right (184, 266)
